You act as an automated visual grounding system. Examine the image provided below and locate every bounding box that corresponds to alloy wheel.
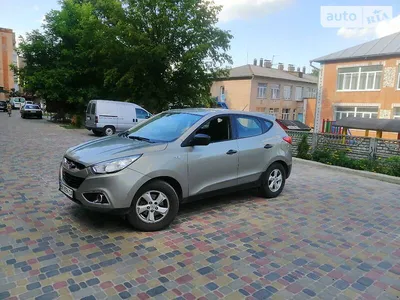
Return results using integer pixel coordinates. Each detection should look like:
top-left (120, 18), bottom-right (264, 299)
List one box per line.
top-left (135, 190), bottom-right (170, 223)
top-left (268, 169), bottom-right (283, 192)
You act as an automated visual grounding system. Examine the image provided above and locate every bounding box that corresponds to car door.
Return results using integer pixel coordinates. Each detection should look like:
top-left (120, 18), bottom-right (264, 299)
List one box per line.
top-left (234, 115), bottom-right (277, 185)
top-left (85, 102), bottom-right (95, 128)
top-left (187, 115), bottom-right (239, 196)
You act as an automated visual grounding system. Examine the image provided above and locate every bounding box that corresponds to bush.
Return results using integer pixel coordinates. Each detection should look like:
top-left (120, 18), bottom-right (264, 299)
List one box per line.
top-left (297, 134), bottom-right (311, 159)
top-left (71, 114), bottom-right (83, 128)
top-left (310, 147), bottom-right (400, 177)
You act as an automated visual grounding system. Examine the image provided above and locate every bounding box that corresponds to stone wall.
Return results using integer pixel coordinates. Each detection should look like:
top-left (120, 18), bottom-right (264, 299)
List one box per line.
top-left (287, 131), bottom-right (400, 160)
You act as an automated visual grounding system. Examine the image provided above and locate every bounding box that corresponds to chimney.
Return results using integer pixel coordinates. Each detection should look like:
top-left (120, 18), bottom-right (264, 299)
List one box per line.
top-left (302, 66), bottom-right (306, 74)
top-left (259, 58), bottom-right (263, 67)
top-left (297, 67), bottom-right (301, 72)
top-left (288, 64), bottom-right (295, 72)
top-left (253, 58), bottom-right (257, 66)
top-left (278, 63), bottom-right (284, 71)
top-left (264, 59), bottom-right (272, 68)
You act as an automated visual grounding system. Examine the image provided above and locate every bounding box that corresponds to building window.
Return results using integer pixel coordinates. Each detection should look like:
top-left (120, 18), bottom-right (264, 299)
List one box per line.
top-left (393, 107), bottom-right (400, 119)
top-left (271, 84), bottom-right (280, 100)
top-left (283, 86), bottom-right (291, 100)
top-left (334, 106), bottom-right (379, 121)
top-left (397, 65), bottom-right (400, 89)
top-left (292, 109), bottom-right (296, 120)
top-left (257, 83), bottom-right (267, 98)
top-left (295, 87), bottom-right (303, 100)
top-left (269, 108), bottom-right (279, 117)
top-left (282, 108), bottom-right (290, 120)
top-left (337, 65), bottom-right (382, 91)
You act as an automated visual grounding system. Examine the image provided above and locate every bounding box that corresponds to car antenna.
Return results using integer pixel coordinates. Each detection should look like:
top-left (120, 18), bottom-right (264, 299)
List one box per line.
top-left (242, 104), bottom-right (248, 111)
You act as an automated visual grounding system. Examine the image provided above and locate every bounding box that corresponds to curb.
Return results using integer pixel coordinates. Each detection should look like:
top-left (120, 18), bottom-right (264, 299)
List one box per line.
top-left (293, 157), bottom-right (400, 185)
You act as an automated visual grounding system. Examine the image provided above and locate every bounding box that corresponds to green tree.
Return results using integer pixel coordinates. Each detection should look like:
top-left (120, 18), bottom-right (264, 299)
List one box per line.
top-left (15, 0), bottom-right (232, 114)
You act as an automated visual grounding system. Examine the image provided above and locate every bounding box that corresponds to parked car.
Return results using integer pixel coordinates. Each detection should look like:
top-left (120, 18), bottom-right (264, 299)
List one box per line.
top-left (10, 97), bottom-right (25, 109)
top-left (20, 104), bottom-right (43, 119)
top-left (0, 101), bottom-right (7, 112)
top-left (60, 109), bottom-right (292, 231)
top-left (85, 100), bottom-right (151, 136)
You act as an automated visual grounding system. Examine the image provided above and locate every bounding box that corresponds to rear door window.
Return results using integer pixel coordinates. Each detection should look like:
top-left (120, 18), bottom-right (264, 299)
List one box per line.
top-left (234, 116), bottom-right (263, 139)
top-left (86, 103), bottom-right (92, 114)
top-left (90, 103), bottom-right (96, 114)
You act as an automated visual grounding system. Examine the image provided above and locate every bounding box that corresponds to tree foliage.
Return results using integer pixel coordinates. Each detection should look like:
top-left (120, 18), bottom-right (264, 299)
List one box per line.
top-left (16, 0), bottom-right (232, 113)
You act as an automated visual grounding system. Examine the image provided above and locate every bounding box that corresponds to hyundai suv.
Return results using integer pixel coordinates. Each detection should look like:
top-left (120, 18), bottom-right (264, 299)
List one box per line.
top-left (60, 109), bottom-right (292, 231)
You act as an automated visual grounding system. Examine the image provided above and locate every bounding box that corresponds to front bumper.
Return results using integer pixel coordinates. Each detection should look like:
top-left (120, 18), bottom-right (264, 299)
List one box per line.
top-left (59, 164), bottom-right (151, 213)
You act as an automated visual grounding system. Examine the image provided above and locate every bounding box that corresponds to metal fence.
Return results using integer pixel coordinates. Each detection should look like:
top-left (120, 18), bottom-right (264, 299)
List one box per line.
top-left (287, 130), bottom-right (400, 160)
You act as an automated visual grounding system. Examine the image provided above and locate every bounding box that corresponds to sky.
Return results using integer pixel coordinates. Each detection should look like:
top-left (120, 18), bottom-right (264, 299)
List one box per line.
top-left (1, 0), bottom-right (400, 73)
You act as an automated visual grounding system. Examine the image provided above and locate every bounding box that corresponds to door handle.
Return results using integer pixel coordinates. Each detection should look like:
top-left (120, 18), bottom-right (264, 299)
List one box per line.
top-left (226, 149), bottom-right (237, 155)
top-left (264, 144), bottom-right (273, 149)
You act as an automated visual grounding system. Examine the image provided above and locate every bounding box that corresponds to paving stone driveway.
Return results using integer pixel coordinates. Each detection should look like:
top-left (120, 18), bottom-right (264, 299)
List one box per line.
top-left (0, 112), bottom-right (399, 300)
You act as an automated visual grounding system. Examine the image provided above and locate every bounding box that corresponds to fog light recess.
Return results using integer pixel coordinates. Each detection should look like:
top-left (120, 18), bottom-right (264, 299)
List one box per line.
top-left (83, 192), bottom-right (109, 204)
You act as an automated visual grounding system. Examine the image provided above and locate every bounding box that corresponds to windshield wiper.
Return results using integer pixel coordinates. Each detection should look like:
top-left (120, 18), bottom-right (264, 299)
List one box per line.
top-left (128, 135), bottom-right (154, 143)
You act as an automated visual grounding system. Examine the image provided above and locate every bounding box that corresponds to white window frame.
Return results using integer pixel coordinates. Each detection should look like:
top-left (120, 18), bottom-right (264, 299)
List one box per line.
top-left (333, 106), bottom-right (379, 121)
top-left (282, 108), bottom-right (290, 120)
top-left (337, 66), bottom-right (382, 92)
top-left (295, 86), bottom-right (303, 100)
top-left (283, 86), bottom-right (292, 100)
top-left (397, 65), bottom-right (400, 90)
top-left (393, 107), bottom-right (400, 119)
top-left (257, 83), bottom-right (267, 99)
top-left (270, 84), bottom-right (280, 100)
top-left (269, 108), bottom-right (279, 117)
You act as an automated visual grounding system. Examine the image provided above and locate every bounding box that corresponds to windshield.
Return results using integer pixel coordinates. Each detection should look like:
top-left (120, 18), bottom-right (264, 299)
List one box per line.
top-left (124, 112), bottom-right (202, 142)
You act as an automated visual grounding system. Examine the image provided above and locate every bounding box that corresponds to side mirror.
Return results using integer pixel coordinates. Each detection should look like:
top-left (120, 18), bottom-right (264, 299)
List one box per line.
top-left (145, 115), bottom-right (151, 119)
top-left (191, 134), bottom-right (211, 146)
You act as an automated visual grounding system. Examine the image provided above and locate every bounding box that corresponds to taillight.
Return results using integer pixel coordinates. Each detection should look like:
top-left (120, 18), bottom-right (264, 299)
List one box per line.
top-left (283, 136), bottom-right (292, 144)
top-left (95, 116), bottom-right (98, 123)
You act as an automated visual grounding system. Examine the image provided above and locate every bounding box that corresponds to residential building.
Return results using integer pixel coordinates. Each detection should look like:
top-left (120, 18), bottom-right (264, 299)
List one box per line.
top-left (211, 59), bottom-right (318, 122)
top-left (312, 31), bottom-right (400, 139)
top-left (0, 28), bottom-right (15, 100)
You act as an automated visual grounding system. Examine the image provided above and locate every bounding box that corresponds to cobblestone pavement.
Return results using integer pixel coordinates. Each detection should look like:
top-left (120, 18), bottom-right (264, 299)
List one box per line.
top-left (0, 112), bottom-right (399, 300)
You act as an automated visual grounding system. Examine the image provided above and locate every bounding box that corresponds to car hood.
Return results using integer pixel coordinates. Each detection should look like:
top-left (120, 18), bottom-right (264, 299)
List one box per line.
top-left (65, 136), bottom-right (168, 166)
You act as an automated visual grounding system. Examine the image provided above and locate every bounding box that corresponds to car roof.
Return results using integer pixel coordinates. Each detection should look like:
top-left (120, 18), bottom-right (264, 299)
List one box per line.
top-left (167, 108), bottom-right (276, 121)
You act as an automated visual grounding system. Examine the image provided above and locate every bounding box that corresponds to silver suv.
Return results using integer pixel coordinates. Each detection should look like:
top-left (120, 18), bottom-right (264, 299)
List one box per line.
top-left (60, 109), bottom-right (292, 231)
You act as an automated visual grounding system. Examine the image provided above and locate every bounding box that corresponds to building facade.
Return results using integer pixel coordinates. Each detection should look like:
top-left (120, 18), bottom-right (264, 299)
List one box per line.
top-left (312, 32), bottom-right (400, 139)
top-left (211, 60), bottom-right (317, 122)
top-left (0, 28), bottom-right (15, 100)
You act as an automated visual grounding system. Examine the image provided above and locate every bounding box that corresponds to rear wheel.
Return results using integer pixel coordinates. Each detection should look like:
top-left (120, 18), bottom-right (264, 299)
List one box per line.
top-left (259, 162), bottom-right (286, 198)
top-left (127, 180), bottom-right (179, 231)
top-left (104, 126), bottom-right (115, 136)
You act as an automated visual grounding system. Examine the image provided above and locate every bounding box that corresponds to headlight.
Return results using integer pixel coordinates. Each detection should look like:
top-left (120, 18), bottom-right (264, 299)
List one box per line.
top-left (91, 155), bottom-right (142, 174)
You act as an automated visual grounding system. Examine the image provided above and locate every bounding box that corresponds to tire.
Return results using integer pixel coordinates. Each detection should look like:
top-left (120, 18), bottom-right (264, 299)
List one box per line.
top-left (127, 180), bottom-right (179, 231)
top-left (103, 126), bottom-right (115, 136)
top-left (259, 162), bottom-right (286, 198)
top-left (21, 114), bottom-right (25, 119)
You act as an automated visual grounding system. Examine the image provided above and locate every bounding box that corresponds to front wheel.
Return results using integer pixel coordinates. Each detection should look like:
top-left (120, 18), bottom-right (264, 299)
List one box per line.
top-left (127, 180), bottom-right (179, 231)
top-left (259, 162), bottom-right (286, 198)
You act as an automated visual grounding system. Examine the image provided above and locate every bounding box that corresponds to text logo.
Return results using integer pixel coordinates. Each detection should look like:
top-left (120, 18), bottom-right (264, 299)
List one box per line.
top-left (321, 6), bottom-right (392, 28)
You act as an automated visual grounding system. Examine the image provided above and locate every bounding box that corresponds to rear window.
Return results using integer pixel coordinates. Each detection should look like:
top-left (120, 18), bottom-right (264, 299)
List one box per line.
top-left (25, 105), bottom-right (40, 109)
top-left (90, 103), bottom-right (96, 114)
top-left (86, 103), bottom-right (92, 114)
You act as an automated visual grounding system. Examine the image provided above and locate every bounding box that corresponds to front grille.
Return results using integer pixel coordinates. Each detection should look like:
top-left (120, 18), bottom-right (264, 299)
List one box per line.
top-left (62, 170), bottom-right (85, 189)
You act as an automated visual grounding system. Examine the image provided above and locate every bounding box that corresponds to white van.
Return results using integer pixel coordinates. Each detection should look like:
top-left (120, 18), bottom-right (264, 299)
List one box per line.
top-left (85, 100), bottom-right (151, 136)
top-left (10, 97), bottom-right (26, 109)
